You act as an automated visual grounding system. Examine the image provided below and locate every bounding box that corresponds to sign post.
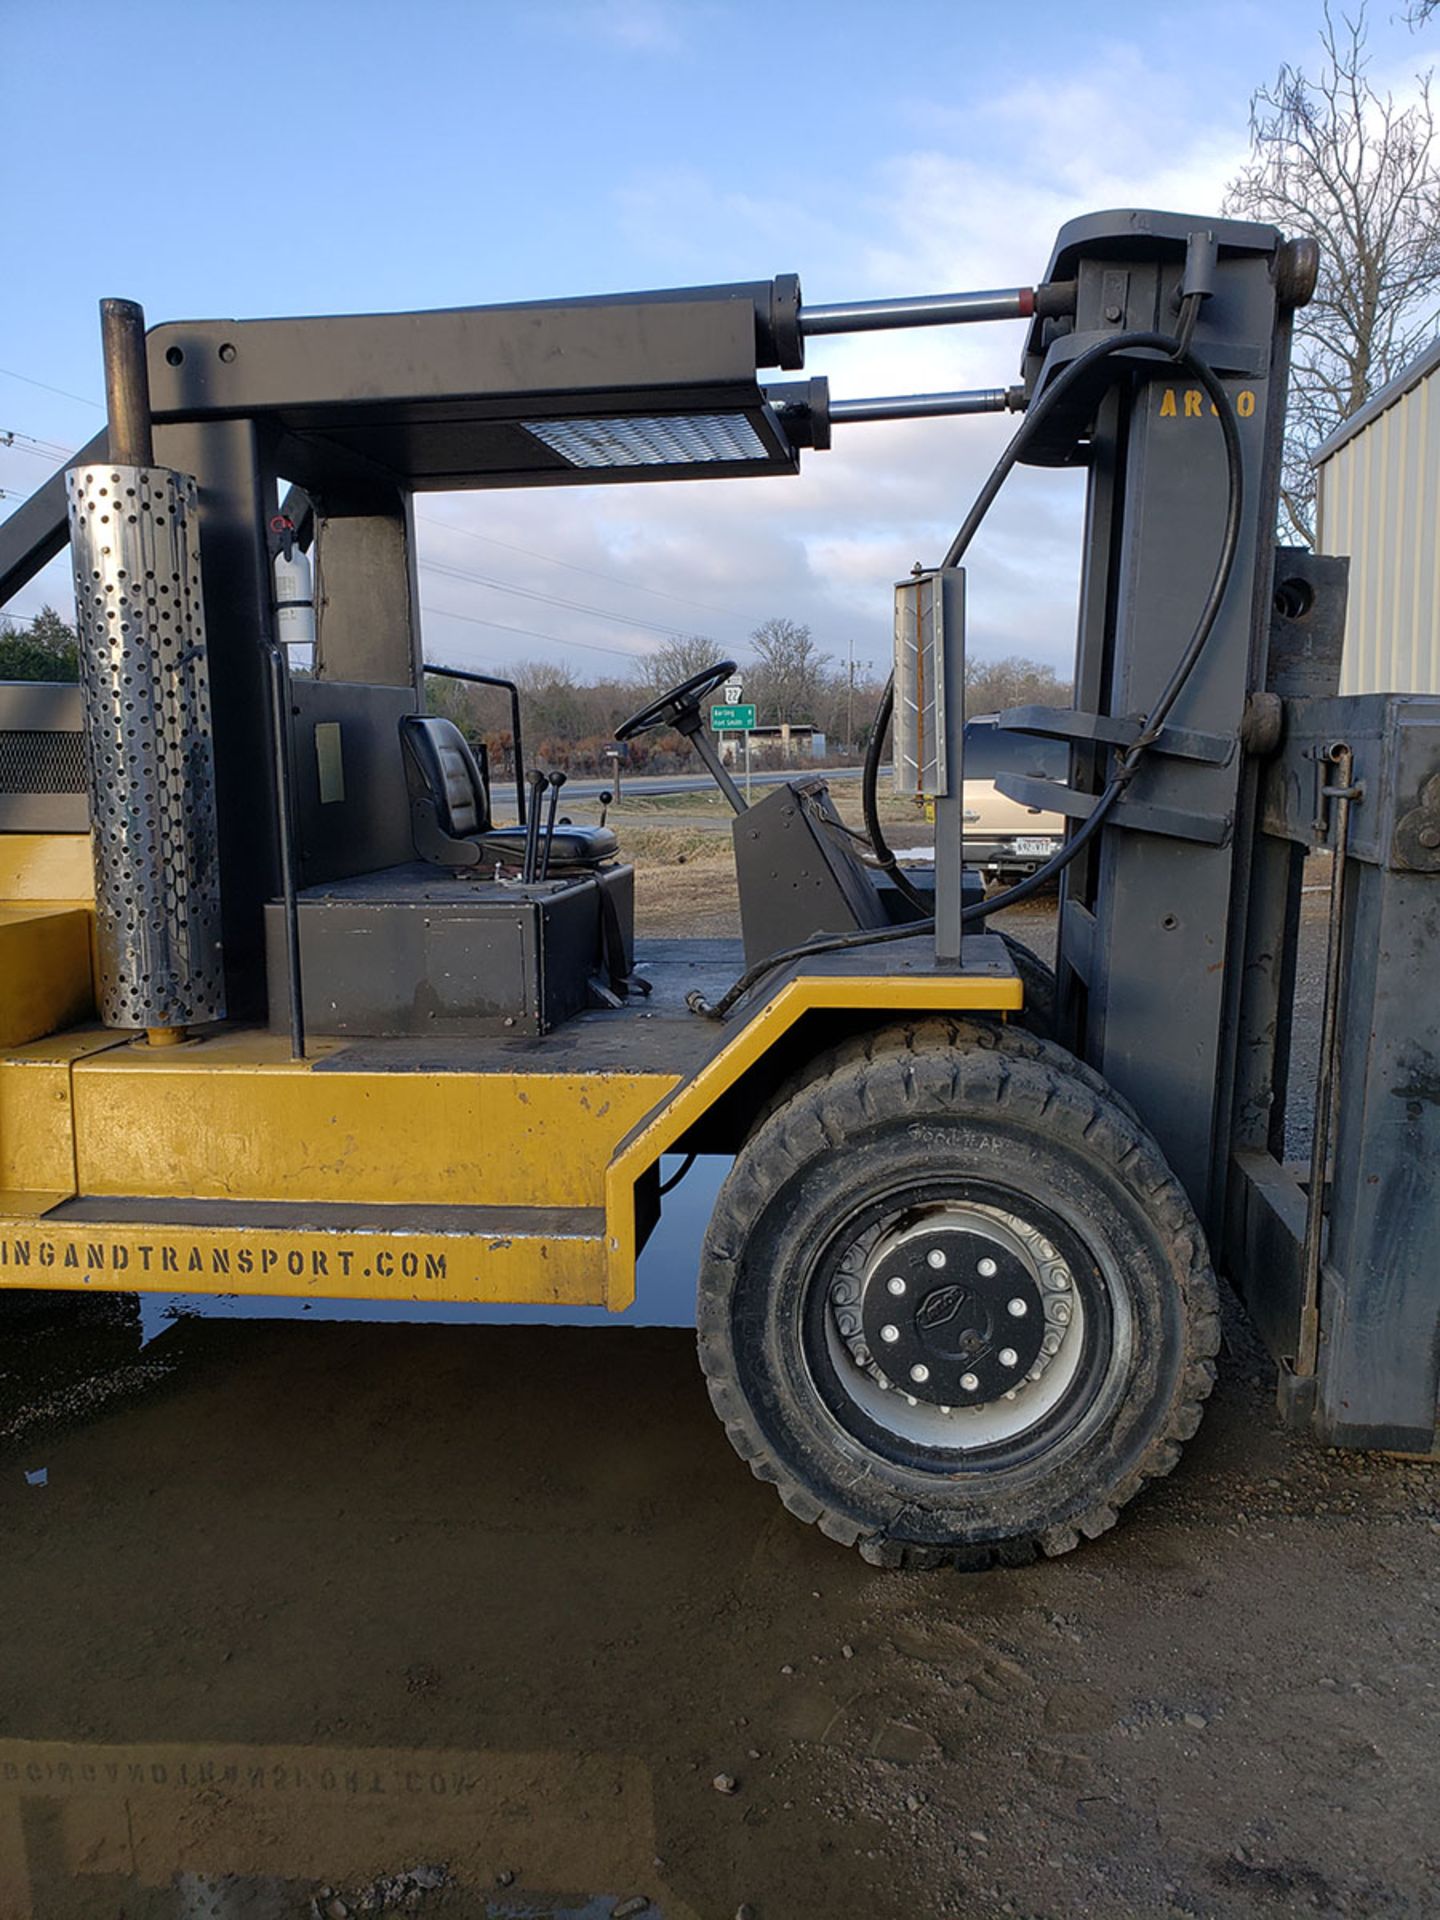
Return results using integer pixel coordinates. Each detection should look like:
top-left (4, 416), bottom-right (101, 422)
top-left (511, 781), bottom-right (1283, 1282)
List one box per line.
top-left (712, 701), bottom-right (757, 804)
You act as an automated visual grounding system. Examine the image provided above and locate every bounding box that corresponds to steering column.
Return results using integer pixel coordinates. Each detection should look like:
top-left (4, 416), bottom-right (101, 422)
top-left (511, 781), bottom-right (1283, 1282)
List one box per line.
top-left (614, 660), bottom-right (748, 815)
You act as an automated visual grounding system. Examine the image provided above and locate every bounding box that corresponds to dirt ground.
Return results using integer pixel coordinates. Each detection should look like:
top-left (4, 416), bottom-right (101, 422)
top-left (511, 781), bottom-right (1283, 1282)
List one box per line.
top-left (620, 784), bottom-right (926, 938)
top-left (0, 836), bottom-right (1435, 1920)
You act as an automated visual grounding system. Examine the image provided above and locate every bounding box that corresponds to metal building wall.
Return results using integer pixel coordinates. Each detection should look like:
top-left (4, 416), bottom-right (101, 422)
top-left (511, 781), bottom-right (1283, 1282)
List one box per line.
top-left (1316, 348), bottom-right (1440, 696)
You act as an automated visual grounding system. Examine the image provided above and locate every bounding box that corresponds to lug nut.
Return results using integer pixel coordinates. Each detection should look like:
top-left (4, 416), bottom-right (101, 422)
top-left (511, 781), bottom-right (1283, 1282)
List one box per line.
top-left (909, 1364), bottom-right (930, 1384)
top-left (887, 1276), bottom-right (906, 1296)
top-left (880, 1324), bottom-right (900, 1344)
top-left (1007, 1297), bottom-right (1027, 1317)
top-left (926, 1248), bottom-right (947, 1270)
top-left (960, 1371), bottom-right (980, 1392)
top-left (1051, 1300), bottom-right (1072, 1325)
top-left (977, 1256), bottom-right (997, 1278)
top-left (999, 1347), bottom-right (1018, 1368)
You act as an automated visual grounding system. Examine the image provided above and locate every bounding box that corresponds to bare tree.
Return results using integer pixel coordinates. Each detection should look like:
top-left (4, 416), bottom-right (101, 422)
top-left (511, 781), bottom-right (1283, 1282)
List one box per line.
top-left (964, 654), bottom-right (1072, 719)
top-left (632, 632), bottom-right (728, 694)
top-left (1225, 6), bottom-right (1440, 543)
top-left (748, 616), bottom-right (830, 722)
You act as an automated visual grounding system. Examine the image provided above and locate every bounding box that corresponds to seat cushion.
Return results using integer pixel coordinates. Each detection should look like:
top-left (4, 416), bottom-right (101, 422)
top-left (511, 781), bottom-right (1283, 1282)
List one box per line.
top-left (479, 824), bottom-right (619, 869)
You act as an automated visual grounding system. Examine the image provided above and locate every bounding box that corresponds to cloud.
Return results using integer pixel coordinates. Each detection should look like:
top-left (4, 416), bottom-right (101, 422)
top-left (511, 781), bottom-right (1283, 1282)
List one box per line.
top-left (421, 39), bottom-right (1253, 688)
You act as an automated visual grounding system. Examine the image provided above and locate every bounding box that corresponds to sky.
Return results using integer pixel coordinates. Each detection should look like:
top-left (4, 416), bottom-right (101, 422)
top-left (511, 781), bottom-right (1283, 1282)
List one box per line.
top-left (3, 0), bottom-right (1434, 685)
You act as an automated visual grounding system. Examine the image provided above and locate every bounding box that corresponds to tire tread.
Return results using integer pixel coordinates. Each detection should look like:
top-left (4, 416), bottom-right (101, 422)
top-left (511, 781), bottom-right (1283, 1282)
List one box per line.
top-left (698, 1019), bottom-right (1219, 1569)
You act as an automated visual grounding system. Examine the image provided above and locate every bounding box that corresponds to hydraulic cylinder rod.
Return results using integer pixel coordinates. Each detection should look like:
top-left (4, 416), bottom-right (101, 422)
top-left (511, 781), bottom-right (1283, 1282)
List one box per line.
top-left (799, 288), bottom-right (1035, 333)
top-left (830, 386), bottom-right (1025, 423)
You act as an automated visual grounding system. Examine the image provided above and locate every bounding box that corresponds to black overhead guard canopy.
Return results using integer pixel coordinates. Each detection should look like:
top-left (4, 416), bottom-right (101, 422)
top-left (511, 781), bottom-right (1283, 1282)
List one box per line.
top-left (140, 276), bottom-right (815, 493)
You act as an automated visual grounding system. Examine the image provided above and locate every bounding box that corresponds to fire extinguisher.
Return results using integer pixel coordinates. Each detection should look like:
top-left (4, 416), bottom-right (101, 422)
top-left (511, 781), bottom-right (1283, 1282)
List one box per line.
top-left (270, 514), bottom-right (315, 665)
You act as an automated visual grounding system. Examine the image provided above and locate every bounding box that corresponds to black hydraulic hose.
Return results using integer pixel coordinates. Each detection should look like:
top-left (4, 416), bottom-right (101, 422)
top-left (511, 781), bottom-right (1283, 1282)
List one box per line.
top-left (863, 678), bottom-right (929, 910)
top-left (862, 314), bottom-right (1242, 914)
top-left (657, 1151), bottom-right (697, 1196)
top-left (692, 314), bottom-right (1244, 1021)
top-left (960, 318), bottom-right (1242, 922)
top-left (684, 917), bottom-right (948, 1019)
top-left (864, 313), bottom-right (1228, 890)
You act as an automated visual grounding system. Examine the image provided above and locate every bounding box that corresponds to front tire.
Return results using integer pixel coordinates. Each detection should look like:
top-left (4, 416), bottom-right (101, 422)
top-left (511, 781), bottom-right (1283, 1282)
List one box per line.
top-left (697, 1020), bottom-right (1218, 1568)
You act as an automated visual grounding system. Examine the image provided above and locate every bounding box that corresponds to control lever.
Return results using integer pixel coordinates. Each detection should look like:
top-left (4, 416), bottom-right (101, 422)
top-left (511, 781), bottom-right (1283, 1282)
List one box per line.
top-left (520, 771), bottom-right (548, 883)
top-left (539, 770), bottom-right (567, 882)
top-left (597, 788), bottom-right (614, 828)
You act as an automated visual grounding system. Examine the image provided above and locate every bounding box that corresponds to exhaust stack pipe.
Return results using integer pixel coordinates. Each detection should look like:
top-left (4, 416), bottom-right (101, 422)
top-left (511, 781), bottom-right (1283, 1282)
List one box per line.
top-left (66, 299), bottom-right (226, 1042)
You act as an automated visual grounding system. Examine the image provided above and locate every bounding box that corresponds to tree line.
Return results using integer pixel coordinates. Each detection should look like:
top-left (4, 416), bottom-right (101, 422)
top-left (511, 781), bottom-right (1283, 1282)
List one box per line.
top-left (0, 607), bottom-right (78, 682)
top-left (0, 604), bottom-right (1072, 776)
top-left (425, 621), bottom-right (1072, 774)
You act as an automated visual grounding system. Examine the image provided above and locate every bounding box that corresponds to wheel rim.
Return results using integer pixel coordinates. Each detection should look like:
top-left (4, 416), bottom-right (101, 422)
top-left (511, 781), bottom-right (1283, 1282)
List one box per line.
top-left (799, 1179), bottom-right (1128, 1475)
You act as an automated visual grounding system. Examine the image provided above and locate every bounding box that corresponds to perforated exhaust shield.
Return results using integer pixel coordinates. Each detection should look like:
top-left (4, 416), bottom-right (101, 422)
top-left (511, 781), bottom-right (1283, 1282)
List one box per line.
top-left (67, 463), bottom-right (226, 1028)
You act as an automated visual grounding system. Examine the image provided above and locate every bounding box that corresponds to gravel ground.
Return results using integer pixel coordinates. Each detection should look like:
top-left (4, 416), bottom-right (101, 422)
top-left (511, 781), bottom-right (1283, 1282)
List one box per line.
top-left (0, 860), bottom-right (1432, 1920)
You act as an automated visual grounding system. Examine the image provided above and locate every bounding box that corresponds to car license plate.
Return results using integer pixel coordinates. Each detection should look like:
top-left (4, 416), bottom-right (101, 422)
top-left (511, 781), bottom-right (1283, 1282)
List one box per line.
top-left (1014, 837), bottom-right (1059, 857)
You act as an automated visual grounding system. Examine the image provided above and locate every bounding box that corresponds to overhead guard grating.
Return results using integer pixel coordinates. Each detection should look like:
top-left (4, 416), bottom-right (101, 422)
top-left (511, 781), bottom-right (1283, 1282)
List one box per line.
top-left (524, 412), bottom-right (769, 468)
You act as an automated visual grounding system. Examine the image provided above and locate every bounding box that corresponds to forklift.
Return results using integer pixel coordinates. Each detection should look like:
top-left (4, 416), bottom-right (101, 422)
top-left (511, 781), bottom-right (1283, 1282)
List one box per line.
top-left (2, 208), bottom-right (1437, 1569)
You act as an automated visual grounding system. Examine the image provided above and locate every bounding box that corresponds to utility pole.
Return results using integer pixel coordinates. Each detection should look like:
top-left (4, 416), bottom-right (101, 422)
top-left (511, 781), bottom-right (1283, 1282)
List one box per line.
top-left (847, 638), bottom-right (856, 757)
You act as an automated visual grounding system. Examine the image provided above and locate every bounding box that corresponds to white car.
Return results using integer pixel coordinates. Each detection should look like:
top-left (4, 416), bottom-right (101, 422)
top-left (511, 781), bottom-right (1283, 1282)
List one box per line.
top-left (962, 715), bottom-right (1068, 883)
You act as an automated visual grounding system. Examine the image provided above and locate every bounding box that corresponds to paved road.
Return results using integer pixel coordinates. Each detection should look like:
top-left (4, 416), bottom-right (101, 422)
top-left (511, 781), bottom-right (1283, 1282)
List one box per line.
top-left (552, 765), bottom-right (869, 801)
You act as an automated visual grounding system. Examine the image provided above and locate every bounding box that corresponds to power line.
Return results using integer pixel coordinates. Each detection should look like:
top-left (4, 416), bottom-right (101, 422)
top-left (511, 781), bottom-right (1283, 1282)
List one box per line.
top-left (416, 511), bottom-right (760, 627)
top-left (418, 601), bottom-right (646, 664)
top-left (1, 428), bottom-right (73, 461)
top-left (420, 555), bottom-right (726, 644)
top-left (0, 607), bottom-right (67, 628)
top-left (0, 367), bottom-right (102, 410)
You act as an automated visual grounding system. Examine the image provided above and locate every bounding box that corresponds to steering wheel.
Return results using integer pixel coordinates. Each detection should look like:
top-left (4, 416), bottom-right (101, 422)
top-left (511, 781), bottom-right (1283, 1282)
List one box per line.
top-left (614, 660), bottom-right (738, 741)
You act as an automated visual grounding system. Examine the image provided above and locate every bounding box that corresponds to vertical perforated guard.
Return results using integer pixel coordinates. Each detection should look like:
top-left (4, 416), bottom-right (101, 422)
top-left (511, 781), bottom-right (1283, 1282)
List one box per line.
top-left (67, 463), bottom-right (226, 1028)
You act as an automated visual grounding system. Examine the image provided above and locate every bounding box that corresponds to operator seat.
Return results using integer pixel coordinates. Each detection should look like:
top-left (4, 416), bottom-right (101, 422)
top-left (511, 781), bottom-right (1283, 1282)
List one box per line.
top-left (399, 714), bottom-right (618, 871)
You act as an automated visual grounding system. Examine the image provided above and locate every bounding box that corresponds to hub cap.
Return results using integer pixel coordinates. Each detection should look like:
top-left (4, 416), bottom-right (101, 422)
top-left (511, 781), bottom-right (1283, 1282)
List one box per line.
top-left (859, 1225), bottom-right (1046, 1407)
top-left (826, 1203), bottom-right (1084, 1449)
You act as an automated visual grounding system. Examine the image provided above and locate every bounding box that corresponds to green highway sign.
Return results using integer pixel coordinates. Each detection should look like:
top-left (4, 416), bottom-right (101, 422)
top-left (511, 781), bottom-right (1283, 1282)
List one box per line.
top-left (710, 703), bottom-right (756, 730)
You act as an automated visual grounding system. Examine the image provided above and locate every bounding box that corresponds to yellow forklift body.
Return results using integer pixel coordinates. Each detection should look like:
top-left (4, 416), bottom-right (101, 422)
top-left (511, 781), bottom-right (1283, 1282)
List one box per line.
top-left (0, 833), bottom-right (1021, 1311)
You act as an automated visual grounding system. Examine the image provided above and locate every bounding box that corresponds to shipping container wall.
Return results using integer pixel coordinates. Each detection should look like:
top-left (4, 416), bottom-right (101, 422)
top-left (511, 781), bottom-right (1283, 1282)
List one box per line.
top-left (1316, 356), bottom-right (1440, 696)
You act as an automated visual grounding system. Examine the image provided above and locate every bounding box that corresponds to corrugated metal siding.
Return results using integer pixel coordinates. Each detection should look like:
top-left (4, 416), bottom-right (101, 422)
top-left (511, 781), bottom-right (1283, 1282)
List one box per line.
top-left (1317, 364), bottom-right (1440, 695)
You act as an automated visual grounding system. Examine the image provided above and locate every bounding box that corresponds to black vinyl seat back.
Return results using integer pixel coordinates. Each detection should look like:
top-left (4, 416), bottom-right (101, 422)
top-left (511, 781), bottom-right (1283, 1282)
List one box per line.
top-left (400, 713), bottom-right (618, 872)
top-left (401, 714), bottom-right (492, 840)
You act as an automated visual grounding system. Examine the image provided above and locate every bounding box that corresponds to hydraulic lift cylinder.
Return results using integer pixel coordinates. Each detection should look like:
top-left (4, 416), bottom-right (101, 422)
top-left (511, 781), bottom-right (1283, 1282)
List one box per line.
top-left (66, 299), bottom-right (226, 1034)
top-left (799, 288), bottom-right (1035, 334)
